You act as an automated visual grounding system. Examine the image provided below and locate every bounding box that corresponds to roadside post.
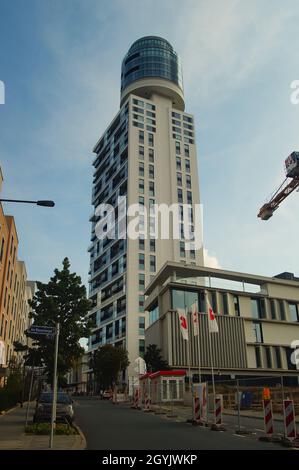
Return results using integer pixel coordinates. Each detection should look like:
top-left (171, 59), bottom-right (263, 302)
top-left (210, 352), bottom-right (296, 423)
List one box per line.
top-left (49, 323), bottom-right (60, 449)
top-left (283, 399), bottom-right (296, 442)
top-left (26, 324), bottom-right (56, 428)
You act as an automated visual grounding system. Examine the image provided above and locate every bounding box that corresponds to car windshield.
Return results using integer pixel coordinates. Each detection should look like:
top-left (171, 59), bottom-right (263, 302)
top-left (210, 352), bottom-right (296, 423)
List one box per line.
top-left (40, 393), bottom-right (72, 404)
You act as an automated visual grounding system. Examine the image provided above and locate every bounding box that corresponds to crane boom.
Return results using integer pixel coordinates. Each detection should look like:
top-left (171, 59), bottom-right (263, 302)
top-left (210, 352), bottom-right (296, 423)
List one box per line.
top-left (258, 151), bottom-right (299, 220)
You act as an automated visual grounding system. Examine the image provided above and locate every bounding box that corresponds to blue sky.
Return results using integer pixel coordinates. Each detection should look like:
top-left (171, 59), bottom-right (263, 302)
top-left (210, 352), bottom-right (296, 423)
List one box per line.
top-left (0, 0), bottom-right (299, 287)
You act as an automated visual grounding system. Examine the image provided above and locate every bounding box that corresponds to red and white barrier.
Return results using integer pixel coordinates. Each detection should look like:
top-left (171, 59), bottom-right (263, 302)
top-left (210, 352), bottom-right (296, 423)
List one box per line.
top-left (143, 392), bottom-right (151, 412)
top-left (283, 399), bottom-right (296, 440)
top-left (263, 399), bottom-right (274, 436)
top-left (193, 396), bottom-right (201, 422)
top-left (215, 397), bottom-right (222, 425)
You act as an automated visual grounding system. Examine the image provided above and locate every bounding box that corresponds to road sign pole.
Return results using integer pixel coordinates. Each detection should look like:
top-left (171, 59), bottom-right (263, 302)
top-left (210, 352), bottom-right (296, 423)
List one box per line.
top-left (49, 323), bottom-right (60, 449)
top-left (25, 361), bottom-right (35, 426)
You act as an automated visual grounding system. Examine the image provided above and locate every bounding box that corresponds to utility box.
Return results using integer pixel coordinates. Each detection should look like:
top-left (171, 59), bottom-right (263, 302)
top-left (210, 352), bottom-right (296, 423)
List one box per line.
top-left (285, 151), bottom-right (299, 178)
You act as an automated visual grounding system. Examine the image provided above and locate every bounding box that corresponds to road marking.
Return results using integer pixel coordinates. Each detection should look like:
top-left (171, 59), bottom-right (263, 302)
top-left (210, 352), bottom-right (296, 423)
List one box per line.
top-left (233, 433), bottom-right (246, 438)
top-left (255, 428), bottom-right (265, 432)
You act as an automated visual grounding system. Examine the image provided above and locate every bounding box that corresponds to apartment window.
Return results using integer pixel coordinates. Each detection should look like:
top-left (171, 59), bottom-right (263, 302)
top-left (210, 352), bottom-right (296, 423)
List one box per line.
top-left (252, 321), bottom-right (263, 343)
top-left (139, 317), bottom-right (145, 335)
top-left (279, 300), bottom-right (286, 320)
top-left (177, 189), bottom-right (183, 203)
top-left (175, 141), bottom-right (181, 154)
top-left (146, 110), bottom-right (155, 118)
top-left (133, 106), bottom-right (144, 114)
top-left (184, 144), bottom-right (190, 158)
top-left (173, 126), bottom-right (181, 134)
top-left (139, 295), bottom-right (144, 312)
top-left (251, 298), bottom-right (266, 319)
top-left (172, 119), bottom-right (181, 127)
top-left (176, 157), bottom-right (182, 171)
top-left (139, 274), bottom-right (145, 291)
top-left (133, 121), bottom-right (144, 129)
top-left (149, 164), bottom-right (155, 179)
top-left (289, 303), bottom-right (299, 322)
top-left (149, 198), bottom-right (155, 206)
top-left (187, 191), bottom-right (192, 204)
top-left (233, 296), bottom-right (240, 316)
top-left (139, 339), bottom-right (145, 357)
top-left (211, 292), bottom-right (218, 313)
top-left (146, 103), bottom-right (155, 111)
top-left (222, 293), bottom-right (228, 315)
top-left (270, 299), bottom-right (276, 320)
top-left (139, 146), bottom-right (144, 159)
top-left (148, 133), bottom-right (154, 147)
top-left (133, 113), bottom-right (144, 122)
top-left (7, 261), bottom-right (10, 281)
top-left (150, 255), bottom-right (156, 272)
top-left (3, 287), bottom-right (7, 309)
top-left (185, 159), bottom-right (190, 173)
top-left (149, 181), bottom-right (155, 197)
top-left (150, 239), bottom-right (156, 252)
top-left (149, 148), bottom-right (154, 162)
top-left (172, 111), bottom-right (181, 119)
top-left (139, 162), bottom-right (144, 177)
top-left (179, 241), bottom-right (185, 257)
top-left (139, 179), bottom-right (144, 194)
top-left (275, 346), bottom-right (282, 368)
top-left (186, 175), bottom-right (192, 189)
top-left (265, 347), bottom-right (272, 368)
top-left (0, 238), bottom-right (4, 262)
top-left (255, 346), bottom-right (262, 368)
top-left (139, 196), bottom-right (144, 205)
top-left (139, 253), bottom-right (145, 270)
top-left (190, 249), bottom-right (195, 259)
top-left (139, 238), bottom-right (145, 250)
top-left (139, 130), bottom-right (144, 144)
top-left (177, 173), bottom-right (182, 186)
top-left (133, 98), bottom-right (144, 107)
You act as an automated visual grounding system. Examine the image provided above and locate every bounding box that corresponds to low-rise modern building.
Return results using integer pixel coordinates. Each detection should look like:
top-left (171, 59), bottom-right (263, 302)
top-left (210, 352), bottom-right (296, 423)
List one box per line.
top-left (144, 262), bottom-right (299, 386)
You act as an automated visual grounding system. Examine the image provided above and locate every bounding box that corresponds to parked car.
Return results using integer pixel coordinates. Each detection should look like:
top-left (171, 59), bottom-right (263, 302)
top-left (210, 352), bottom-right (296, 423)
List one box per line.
top-left (33, 392), bottom-right (74, 424)
top-left (102, 389), bottom-right (112, 400)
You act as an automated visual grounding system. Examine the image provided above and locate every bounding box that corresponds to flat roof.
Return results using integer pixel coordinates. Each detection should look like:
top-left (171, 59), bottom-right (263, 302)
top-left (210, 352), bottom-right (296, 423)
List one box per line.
top-left (144, 261), bottom-right (299, 296)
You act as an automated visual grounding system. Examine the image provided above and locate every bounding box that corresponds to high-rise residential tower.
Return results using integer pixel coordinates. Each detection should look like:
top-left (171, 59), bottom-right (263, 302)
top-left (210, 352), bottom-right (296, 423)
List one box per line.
top-left (87, 36), bottom-right (203, 381)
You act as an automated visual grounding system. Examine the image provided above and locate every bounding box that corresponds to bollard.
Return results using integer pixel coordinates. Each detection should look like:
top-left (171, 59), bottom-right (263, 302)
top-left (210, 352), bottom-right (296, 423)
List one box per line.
top-left (211, 396), bottom-right (225, 431)
top-left (283, 399), bottom-right (296, 441)
top-left (263, 399), bottom-right (274, 437)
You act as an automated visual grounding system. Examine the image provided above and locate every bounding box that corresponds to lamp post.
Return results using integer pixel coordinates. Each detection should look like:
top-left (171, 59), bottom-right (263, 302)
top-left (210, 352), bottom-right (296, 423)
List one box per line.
top-left (0, 199), bottom-right (55, 207)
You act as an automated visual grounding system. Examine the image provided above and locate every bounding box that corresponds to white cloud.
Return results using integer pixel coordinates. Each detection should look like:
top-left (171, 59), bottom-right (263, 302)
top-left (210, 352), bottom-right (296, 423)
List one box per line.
top-left (204, 248), bottom-right (221, 269)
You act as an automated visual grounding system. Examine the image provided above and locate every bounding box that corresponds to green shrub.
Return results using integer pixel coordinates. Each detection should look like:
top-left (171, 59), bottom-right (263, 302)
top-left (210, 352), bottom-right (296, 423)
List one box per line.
top-left (25, 423), bottom-right (78, 435)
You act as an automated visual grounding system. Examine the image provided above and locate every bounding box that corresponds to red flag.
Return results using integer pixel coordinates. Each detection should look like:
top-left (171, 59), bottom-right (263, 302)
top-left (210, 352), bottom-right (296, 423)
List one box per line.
top-left (177, 308), bottom-right (189, 340)
top-left (207, 298), bottom-right (219, 333)
top-left (190, 303), bottom-right (199, 336)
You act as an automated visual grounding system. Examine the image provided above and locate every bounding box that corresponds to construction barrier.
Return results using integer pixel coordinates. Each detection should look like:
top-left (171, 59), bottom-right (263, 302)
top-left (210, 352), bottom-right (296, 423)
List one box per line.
top-left (143, 392), bottom-right (151, 412)
top-left (193, 396), bottom-right (200, 423)
top-left (283, 399), bottom-right (296, 440)
top-left (263, 399), bottom-right (274, 436)
top-left (215, 397), bottom-right (222, 425)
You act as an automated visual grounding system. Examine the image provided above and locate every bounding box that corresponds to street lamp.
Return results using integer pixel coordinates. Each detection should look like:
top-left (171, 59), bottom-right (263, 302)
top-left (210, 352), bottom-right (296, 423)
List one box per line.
top-left (0, 199), bottom-right (55, 207)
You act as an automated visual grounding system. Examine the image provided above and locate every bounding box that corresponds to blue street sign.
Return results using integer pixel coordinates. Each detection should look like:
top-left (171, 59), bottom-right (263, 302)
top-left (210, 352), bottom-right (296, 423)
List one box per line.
top-left (28, 325), bottom-right (56, 336)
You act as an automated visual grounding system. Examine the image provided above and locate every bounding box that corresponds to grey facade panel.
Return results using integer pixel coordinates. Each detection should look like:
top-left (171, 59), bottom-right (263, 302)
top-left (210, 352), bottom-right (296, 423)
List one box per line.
top-left (169, 311), bottom-right (247, 369)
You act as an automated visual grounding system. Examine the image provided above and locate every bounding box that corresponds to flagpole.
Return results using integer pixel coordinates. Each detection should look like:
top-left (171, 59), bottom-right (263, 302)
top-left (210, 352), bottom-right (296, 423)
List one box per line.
top-left (185, 300), bottom-right (192, 391)
top-left (196, 300), bottom-right (202, 384)
top-left (205, 290), bottom-right (216, 423)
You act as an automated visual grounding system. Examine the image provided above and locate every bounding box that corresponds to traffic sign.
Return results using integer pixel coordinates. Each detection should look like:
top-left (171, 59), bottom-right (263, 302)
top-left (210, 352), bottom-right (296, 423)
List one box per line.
top-left (28, 325), bottom-right (56, 336)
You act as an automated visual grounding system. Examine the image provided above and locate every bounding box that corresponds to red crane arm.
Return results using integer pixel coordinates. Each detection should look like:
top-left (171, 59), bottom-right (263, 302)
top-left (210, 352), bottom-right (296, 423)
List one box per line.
top-left (258, 177), bottom-right (299, 220)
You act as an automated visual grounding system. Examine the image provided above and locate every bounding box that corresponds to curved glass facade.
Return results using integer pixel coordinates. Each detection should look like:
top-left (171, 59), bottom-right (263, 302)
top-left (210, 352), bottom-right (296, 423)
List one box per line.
top-left (121, 36), bottom-right (183, 92)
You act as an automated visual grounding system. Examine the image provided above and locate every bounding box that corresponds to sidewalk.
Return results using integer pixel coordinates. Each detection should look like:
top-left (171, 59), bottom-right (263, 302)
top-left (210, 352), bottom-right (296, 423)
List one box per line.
top-left (0, 402), bottom-right (86, 450)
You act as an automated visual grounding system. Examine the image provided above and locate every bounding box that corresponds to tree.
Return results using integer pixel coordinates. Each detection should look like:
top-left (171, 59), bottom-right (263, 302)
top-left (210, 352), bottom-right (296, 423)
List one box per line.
top-left (144, 344), bottom-right (170, 373)
top-left (18, 258), bottom-right (92, 385)
top-left (90, 345), bottom-right (129, 390)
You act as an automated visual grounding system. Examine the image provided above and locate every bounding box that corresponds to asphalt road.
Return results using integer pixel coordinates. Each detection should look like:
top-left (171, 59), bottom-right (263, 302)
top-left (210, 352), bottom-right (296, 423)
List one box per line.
top-left (73, 397), bottom-right (286, 450)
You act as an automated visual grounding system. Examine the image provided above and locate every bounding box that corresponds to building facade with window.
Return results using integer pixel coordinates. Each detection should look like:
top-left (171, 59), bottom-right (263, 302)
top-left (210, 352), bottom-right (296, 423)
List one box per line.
top-left (0, 168), bottom-right (35, 378)
top-left (144, 262), bottom-right (299, 386)
top-left (87, 37), bottom-right (203, 380)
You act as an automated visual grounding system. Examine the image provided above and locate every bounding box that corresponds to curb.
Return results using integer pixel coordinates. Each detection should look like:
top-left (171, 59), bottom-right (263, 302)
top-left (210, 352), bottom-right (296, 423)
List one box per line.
top-left (72, 423), bottom-right (87, 450)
